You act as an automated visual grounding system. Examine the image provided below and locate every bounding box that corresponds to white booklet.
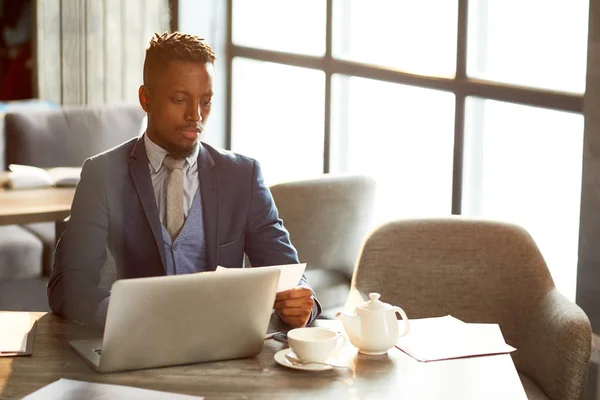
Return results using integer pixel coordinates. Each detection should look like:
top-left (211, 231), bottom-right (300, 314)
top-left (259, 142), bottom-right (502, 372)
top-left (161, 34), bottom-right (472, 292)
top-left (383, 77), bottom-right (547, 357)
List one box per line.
top-left (0, 312), bottom-right (37, 355)
top-left (5, 164), bottom-right (81, 189)
top-left (216, 263), bottom-right (306, 293)
top-left (22, 379), bottom-right (204, 400)
top-left (395, 315), bottom-right (516, 362)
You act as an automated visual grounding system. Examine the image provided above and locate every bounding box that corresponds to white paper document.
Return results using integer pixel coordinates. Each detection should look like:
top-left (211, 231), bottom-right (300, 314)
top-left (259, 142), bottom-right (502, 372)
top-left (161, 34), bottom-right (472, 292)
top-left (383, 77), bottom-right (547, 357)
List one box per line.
top-left (216, 263), bottom-right (306, 292)
top-left (0, 312), bottom-right (35, 353)
top-left (395, 315), bottom-right (516, 362)
top-left (22, 379), bottom-right (204, 400)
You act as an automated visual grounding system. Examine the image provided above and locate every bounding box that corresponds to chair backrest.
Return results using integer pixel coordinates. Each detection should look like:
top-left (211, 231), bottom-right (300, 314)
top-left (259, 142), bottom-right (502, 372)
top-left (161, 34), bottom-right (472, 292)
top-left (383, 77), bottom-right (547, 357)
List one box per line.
top-left (350, 217), bottom-right (591, 400)
top-left (5, 103), bottom-right (144, 168)
top-left (269, 174), bottom-right (376, 277)
top-left (0, 100), bottom-right (58, 170)
top-left (351, 217), bottom-right (554, 324)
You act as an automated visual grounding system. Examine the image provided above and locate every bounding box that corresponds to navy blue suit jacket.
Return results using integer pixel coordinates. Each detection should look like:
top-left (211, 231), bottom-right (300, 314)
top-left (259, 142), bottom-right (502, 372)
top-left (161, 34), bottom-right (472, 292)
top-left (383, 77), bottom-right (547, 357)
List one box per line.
top-left (48, 136), bottom-right (321, 328)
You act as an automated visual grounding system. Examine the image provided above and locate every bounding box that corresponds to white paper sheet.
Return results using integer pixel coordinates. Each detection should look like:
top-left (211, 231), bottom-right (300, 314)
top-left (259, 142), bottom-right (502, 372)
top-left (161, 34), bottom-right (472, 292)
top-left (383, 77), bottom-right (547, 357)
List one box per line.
top-left (22, 379), bottom-right (204, 400)
top-left (216, 263), bottom-right (306, 292)
top-left (0, 312), bottom-right (35, 353)
top-left (395, 315), bottom-right (516, 362)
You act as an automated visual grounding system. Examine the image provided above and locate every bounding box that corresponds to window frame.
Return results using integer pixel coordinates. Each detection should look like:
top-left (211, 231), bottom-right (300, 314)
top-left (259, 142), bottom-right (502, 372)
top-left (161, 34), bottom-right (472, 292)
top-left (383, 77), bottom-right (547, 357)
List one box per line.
top-left (222, 0), bottom-right (583, 214)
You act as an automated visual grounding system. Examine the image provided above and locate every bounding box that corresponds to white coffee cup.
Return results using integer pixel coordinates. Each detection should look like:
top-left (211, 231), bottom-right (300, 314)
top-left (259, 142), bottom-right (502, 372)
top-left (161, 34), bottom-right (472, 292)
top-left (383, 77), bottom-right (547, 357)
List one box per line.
top-left (287, 327), bottom-right (346, 363)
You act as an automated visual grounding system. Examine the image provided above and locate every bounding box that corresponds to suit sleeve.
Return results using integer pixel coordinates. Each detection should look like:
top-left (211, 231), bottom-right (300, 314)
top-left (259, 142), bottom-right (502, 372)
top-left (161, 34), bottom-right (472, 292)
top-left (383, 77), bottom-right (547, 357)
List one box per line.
top-left (244, 160), bottom-right (322, 323)
top-left (47, 157), bottom-right (110, 329)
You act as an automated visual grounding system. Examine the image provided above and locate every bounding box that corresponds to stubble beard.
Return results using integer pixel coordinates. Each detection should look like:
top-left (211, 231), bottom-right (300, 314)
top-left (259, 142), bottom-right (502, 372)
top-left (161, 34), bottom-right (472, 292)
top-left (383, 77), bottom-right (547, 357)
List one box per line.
top-left (167, 138), bottom-right (198, 159)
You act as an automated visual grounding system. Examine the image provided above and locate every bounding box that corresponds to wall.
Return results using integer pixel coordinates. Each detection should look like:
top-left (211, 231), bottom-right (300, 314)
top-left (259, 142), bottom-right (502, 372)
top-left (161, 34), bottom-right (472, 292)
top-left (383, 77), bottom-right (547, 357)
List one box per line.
top-left (34, 0), bottom-right (170, 105)
top-left (578, 0), bottom-right (600, 334)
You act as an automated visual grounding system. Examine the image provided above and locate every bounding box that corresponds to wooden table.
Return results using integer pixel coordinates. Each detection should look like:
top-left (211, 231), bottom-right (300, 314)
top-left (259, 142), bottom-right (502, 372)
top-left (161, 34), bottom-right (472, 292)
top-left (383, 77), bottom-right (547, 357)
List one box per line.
top-left (0, 188), bottom-right (75, 226)
top-left (0, 313), bottom-right (528, 399)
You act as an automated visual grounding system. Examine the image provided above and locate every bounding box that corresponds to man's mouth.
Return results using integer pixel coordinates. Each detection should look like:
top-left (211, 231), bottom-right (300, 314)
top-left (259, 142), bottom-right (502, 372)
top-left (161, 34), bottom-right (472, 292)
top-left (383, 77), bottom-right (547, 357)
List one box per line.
top-left (181, 127), bottom-right (202, 139)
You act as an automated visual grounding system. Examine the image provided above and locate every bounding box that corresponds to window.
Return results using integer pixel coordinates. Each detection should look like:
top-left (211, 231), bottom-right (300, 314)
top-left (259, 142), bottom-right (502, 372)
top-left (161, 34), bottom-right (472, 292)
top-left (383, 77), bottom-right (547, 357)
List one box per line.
top-left (331, 76), bottom-right (455, 222)
top-left (467, 0), bottom-right (589, 93)
top-left (463, 99), bottom-right (584, 299)
top-left (332, 0), bottom-right (458, 78)
top-left (232, 0), bottom-right (326, 56)
top-left (227, 0), bottom-right (588, 300)
top-left (231, 58), bottom-right (325, 185)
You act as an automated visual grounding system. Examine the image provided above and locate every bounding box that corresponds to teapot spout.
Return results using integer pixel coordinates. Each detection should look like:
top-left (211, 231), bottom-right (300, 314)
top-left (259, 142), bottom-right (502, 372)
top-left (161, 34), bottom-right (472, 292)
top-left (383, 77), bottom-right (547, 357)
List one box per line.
top-left (336, 311), bottom-right (361, 343)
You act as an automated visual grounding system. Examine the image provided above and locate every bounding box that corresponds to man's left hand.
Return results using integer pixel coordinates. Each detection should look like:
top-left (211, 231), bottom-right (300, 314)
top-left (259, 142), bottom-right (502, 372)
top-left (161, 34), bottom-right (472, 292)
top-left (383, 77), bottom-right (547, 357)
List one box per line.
top-left (273, 286), bottom-right (315, 328)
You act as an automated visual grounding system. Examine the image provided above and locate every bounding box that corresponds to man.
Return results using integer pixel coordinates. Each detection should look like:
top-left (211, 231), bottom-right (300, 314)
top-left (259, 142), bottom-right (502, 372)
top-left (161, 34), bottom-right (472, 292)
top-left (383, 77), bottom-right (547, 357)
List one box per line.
top-left (47, 32), bottom-right (321, 330)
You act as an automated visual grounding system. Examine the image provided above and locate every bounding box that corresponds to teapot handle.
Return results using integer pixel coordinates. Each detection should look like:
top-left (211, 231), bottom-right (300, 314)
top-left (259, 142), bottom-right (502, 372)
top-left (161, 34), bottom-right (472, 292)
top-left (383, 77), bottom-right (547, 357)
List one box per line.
top-left (393, 306), bottom-right (410, 337)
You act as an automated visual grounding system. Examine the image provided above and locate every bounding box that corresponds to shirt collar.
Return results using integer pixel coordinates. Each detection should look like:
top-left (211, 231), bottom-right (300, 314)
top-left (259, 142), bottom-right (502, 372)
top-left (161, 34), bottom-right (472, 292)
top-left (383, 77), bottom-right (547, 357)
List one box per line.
top-left (143, 132), bottom-right (200, 173)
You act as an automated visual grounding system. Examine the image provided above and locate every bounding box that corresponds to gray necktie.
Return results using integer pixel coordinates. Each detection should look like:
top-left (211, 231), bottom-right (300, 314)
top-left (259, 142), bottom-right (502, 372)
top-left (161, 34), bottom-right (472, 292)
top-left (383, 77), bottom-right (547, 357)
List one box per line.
top-left (163, 155), bottom-right (186, 240)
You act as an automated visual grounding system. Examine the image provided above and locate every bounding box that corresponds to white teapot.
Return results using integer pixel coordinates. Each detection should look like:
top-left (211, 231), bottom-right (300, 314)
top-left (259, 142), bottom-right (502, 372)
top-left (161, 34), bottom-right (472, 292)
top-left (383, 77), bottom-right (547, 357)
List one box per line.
top-left (336, 292), bottom-right (410, 355)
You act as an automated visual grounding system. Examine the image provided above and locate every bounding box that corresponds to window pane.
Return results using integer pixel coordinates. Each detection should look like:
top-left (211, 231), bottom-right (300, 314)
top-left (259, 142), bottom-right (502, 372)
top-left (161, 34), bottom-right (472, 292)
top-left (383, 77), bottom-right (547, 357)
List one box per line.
top-left (463, 98), bottom-right (584, 300)
top-left (331, 75), bottom-right (456, 223)
top-left (178, 0), bottom-right (227, 148)
top-left (333, 0), bottom-right (458, 78)
top-left (467, 0), bottom-right (589, 93)
top-left (231, 58), bottom-right (325, 185)
top-left (232, 0), bottom-right (325, 56)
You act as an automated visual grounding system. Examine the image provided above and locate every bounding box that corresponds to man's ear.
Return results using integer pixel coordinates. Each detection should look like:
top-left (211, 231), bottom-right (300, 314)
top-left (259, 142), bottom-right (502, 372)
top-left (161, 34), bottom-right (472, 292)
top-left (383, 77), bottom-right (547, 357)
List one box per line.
top-left (138, 85), bottom-right (150, 112)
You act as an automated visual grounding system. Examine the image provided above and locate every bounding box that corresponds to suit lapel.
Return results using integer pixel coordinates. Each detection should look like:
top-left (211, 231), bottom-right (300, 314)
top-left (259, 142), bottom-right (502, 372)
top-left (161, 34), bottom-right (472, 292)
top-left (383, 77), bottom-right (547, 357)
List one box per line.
top-left (198, 144), bottom-right (218, 269)
top-left (128, 137), bottom-right (167, 269)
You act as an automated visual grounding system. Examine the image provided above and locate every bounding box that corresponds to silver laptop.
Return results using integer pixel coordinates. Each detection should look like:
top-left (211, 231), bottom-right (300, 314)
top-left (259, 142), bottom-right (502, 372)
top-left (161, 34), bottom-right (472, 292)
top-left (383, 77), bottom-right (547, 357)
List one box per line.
top-left (69, 267), bottom-right (281, 373)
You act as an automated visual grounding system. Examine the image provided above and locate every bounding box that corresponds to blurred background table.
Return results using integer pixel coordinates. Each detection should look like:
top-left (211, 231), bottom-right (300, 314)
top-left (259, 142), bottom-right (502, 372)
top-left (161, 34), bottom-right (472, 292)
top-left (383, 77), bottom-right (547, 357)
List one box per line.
top-left (0, 187), bottom-right (74, 226)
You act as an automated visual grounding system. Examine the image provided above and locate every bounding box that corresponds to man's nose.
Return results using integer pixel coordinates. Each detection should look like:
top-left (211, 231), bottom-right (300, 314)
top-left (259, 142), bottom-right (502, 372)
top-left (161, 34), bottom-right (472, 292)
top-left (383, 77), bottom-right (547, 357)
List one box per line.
top-left (186, 103), bottom-right (202, 122)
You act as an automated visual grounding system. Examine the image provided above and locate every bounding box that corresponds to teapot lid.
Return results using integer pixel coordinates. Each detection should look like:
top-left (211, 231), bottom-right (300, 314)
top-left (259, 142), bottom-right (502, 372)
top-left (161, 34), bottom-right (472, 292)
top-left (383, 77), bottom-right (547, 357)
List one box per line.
top-left (357, 293), bottom-right (391, 312)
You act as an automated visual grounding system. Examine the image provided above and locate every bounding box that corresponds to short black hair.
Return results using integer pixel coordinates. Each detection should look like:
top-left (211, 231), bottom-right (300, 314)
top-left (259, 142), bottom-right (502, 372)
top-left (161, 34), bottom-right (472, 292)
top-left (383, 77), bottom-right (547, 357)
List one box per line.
top-left (143, 31), bottom-right (216, 88)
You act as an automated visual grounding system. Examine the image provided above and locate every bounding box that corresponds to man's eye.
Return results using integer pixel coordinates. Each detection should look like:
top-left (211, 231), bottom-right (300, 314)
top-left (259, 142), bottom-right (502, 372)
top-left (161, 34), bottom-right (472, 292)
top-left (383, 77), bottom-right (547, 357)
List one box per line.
top-left (202, 100), bottom-right (212, 107)
top-left (172, 98), bottom-right (185, 104)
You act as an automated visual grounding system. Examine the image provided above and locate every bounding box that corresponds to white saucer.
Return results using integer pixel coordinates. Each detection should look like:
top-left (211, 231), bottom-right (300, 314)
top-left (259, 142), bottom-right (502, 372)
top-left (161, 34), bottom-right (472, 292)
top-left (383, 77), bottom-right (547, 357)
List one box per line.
top-left (274, 348), bottom-right (333, 371)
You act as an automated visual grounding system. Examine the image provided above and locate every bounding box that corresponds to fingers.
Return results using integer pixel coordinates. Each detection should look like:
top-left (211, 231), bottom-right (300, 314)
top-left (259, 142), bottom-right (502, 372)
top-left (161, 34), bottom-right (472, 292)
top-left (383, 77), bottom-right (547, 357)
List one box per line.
top-left (281, 316), bottom-right (310, 329)
top-left (275, 308), bottom-right (312, 329)
top-left (273, 286), bottom-right (315, 328)
top-left (273, 297), bottom-right (314, 310)
top-left (274, 300), bottom-right (315, 315)
top-left (275, 286), bottom-right (313, 302)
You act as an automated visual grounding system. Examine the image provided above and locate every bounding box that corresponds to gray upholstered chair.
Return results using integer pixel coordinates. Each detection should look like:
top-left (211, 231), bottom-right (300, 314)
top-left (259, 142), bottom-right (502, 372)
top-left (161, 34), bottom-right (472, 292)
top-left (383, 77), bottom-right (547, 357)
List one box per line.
top-left (270, 174), bottom-right (377, 319)
top-left (348, 217), bottom-right (591, 400)
top-left (0, 101), bottom-right (56, 285)
top-left (0, 226), bottom-right (42, 279)
top-left (5, 103), bottom-right (145, 275)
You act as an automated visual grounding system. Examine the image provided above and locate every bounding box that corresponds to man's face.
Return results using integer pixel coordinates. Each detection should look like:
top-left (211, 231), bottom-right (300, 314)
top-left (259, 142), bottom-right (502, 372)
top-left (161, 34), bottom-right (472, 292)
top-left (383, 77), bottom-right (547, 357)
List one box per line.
top-left (139, 61), bottom-right (215, 158)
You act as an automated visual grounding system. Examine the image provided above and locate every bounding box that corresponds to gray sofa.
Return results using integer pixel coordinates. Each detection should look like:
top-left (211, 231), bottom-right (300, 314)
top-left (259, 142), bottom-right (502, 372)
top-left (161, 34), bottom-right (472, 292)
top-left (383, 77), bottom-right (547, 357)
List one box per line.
top-left (0, 226), bottom-right (42, 279)
top-left (0, 101), bottom-right (58, 283)
top-left (5, 103), bottom-right (144, 277)
top-left (0, 104), bottom-right (144, 310)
